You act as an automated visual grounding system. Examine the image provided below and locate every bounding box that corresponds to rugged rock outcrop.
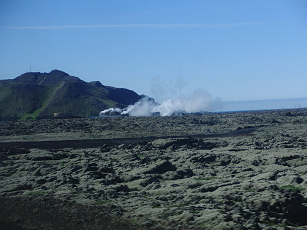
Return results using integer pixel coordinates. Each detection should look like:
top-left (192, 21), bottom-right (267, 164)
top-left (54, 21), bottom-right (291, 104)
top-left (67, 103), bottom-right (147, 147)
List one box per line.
top-left (1, 109), bottom-right (307, 229)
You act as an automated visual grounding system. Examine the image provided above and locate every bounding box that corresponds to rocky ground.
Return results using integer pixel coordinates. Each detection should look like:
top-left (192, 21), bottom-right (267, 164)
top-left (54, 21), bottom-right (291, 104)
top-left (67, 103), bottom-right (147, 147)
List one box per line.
top-left (1, 109), bottom-right (307, 229)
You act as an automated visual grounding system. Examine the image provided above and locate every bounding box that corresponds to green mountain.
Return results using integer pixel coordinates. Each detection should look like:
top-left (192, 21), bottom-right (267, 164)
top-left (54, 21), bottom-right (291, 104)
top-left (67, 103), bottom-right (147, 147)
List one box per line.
top-left (0, 70), bottom-right (142, 120)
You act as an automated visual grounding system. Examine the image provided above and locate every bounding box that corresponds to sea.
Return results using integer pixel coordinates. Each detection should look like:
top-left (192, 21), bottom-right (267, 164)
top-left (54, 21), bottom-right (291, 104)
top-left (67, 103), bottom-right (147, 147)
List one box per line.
top-left (220, 98), bottom-right (307, 112)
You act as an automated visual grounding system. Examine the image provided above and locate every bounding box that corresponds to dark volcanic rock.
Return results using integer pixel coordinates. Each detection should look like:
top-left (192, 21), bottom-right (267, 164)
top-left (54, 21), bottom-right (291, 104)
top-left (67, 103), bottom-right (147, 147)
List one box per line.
top-left (192, 154), bottom-right (217, 164)
top-left (0, 196), bottom-right (142, 230)
top-left (144, 161), bottom-right (177, 174)
top-left (1, 109), bottom-right (307, 229)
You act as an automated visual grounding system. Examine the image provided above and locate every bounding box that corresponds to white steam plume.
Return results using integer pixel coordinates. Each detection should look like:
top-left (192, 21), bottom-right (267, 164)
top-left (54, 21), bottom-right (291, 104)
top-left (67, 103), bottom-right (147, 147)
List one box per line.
top-left (99, 89), bottom-right (223, 117)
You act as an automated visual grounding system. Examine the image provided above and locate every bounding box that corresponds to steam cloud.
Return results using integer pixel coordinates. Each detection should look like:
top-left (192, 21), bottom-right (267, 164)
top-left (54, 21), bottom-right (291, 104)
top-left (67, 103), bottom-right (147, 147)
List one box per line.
top-left (100, 89), bottom-right (222, 117)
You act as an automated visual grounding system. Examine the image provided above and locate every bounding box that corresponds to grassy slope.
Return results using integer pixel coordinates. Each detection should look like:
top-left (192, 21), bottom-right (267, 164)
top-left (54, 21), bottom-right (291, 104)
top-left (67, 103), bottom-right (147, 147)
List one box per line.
top-left (36, 82), bottom-right (119, 118)
top-left (0, 81), bottom-right (115, 120)
top-left (21, 83), bottom-right (65, 120)
top-left (0, 83), bottom-right (47, 120)
top-left (0, 71), bottom-right (142, 120)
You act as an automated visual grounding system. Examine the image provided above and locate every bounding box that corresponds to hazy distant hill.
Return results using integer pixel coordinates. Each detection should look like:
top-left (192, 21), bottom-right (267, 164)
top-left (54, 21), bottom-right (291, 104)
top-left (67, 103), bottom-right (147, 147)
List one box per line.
top-left (0, 70), bottom-right (142, 120)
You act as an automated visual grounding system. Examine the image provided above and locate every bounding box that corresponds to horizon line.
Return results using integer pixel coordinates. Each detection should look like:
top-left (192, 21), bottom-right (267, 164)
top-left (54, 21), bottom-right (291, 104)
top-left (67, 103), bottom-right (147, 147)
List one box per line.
top-left (0, 22), bottom-right (283, 30)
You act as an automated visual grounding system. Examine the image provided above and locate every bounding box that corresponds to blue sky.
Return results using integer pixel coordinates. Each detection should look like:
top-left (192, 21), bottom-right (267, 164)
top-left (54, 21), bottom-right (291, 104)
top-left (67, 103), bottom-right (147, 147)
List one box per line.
top-left (1, 0), bottom-right (307, 104)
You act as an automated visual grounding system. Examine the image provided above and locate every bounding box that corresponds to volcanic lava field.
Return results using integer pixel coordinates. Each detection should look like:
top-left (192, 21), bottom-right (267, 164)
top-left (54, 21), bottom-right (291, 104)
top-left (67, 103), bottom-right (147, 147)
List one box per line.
top-left (1, 109), bottom-right (307, 230)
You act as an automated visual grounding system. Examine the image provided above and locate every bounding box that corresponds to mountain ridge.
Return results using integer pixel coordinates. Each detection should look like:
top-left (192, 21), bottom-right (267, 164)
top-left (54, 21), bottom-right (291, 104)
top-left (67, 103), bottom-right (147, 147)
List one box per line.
top-left (0, 70), bottom-right (142, 120)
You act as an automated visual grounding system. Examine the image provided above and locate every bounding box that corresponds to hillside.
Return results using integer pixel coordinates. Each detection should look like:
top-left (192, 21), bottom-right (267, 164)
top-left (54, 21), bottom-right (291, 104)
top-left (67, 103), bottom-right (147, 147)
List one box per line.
top-left (0, 70), bottom-right (142, 120)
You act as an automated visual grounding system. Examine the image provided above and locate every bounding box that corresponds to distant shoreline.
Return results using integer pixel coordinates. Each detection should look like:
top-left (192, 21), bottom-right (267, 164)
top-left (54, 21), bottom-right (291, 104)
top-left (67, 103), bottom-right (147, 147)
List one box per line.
top-left (221, 97), bottom-right (307, 112)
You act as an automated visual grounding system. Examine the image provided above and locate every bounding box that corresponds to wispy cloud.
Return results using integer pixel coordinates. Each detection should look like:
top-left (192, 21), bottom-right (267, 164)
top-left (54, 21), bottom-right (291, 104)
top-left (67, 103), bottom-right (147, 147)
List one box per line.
top-left (0, 22), bottom-right (278, 30)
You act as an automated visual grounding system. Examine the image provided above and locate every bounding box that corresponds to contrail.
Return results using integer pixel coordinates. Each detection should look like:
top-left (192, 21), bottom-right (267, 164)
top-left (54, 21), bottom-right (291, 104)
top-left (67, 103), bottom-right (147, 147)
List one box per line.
top-left (0, 22), bottom-right (280, 30)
